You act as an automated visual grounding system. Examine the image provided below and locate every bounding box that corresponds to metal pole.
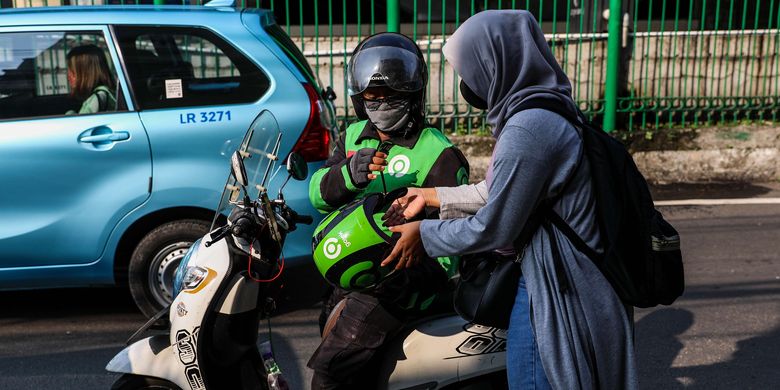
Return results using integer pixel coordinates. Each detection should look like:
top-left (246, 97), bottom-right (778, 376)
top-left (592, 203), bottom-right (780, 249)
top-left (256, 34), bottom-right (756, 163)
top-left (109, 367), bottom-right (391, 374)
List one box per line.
top-left (603, 0), bottom-right (623, 132)
top-left (387, 0), bottom-right (400, 32)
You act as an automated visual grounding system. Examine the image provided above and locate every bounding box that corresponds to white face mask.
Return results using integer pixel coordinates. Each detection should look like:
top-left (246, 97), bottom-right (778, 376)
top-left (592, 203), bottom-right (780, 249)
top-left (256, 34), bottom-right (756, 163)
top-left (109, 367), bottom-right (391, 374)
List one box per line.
top-left (364, 98), bottom-right (413, 134)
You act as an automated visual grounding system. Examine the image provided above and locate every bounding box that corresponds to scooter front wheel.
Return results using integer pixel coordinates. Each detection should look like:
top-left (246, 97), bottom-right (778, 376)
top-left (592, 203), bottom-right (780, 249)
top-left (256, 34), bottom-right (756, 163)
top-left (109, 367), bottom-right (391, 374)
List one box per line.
top-left (111, 374), bottom-right (180, 390)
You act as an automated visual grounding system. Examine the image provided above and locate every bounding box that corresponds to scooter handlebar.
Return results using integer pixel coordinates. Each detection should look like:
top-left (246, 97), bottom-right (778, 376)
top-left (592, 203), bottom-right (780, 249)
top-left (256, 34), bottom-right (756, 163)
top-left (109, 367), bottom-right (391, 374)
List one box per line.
top-left (295, 214), bottom-right (313, 225)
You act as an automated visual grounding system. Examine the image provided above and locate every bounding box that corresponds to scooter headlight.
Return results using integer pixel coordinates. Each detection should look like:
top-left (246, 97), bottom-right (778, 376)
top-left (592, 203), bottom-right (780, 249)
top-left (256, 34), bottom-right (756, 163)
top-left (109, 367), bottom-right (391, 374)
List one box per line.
top-left (173, 239), bottom-right (202, 298)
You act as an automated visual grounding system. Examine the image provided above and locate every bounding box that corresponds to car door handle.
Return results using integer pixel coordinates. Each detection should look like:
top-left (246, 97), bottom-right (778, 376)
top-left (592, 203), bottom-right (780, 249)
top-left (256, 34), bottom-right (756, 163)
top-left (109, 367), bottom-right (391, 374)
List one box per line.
top-left (78, 131), bottom-right (130, 143)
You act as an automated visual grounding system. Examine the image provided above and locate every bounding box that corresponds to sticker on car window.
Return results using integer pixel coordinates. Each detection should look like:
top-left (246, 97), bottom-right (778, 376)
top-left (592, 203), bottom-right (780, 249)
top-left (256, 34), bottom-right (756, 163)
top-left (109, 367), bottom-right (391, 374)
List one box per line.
top-left (165, 79), bottom-right (183, 99)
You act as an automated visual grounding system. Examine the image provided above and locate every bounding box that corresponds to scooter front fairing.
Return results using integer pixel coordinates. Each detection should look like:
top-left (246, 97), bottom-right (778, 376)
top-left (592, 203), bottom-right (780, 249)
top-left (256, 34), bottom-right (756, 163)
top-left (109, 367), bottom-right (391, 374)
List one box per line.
top-left (107, 236), bottom-right (230, 390)
top-left (107, 110), bottom-right (284, 390)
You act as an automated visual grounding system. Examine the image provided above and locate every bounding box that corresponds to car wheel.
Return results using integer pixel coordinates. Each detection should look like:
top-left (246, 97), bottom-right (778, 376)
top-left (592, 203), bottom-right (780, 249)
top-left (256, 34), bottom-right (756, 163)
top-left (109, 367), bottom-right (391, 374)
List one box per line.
top-left (129, 219), bottom-right (210, 318)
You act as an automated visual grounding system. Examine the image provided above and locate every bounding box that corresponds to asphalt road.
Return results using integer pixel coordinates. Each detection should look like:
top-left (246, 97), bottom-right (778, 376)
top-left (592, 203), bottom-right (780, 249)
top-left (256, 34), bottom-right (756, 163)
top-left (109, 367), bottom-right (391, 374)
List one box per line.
top-left (1, 195), bottom-right (779, 389)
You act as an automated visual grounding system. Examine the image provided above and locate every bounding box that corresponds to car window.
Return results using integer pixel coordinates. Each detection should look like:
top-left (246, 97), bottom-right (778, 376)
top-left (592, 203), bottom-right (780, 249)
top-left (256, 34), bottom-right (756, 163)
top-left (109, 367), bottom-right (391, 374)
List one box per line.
top-left (264, 23), bottom-right (318, 88)
top-left (114, 26), bottom-right (270, 110)
top-left (0, 31), bottom-right (126, 121)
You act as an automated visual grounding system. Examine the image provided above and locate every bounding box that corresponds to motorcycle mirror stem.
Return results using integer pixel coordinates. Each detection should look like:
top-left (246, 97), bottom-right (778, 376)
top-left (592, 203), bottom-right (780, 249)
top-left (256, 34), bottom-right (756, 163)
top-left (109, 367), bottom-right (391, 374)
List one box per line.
top-left (277, 151), bottom-right (309, 200)
top-left (277, 174), bottom-right (291, 201)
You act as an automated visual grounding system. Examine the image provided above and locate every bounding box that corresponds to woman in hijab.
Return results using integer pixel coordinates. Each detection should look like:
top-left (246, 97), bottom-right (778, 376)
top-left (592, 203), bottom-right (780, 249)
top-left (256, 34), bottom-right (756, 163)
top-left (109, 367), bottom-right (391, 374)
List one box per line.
top-left (382, 10), bottom-right (638, 390)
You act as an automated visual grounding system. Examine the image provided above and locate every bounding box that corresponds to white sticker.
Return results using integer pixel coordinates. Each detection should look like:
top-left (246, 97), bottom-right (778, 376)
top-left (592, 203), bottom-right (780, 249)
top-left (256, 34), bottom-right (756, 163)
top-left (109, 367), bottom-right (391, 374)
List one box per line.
top-left (165, 79), bottom-right (183, 99)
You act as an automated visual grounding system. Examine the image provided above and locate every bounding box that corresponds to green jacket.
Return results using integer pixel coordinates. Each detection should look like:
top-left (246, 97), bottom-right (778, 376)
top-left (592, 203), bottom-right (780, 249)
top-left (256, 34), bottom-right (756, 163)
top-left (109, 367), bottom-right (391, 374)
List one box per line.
top-left (68, 85), bottom-right (116, 115)
top-left (309, 120), bottom-right (469, 213)
top-left (309, 120), bottom-right (469, 282)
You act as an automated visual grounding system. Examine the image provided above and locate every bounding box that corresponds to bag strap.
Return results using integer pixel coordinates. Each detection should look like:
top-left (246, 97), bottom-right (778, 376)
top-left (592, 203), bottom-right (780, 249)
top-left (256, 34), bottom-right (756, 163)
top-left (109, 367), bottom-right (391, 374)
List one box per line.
top-left (514, 97), bottom-right (585, 126)
top-left (509, 98), bottom-right (598, 292)
top-left (510, 97), bottom-right (584, 254)
top-left (513, 99), bottom-right (603, 263)
top-left (547, 211), bottom-right (601, 262)
top-left (542, 219), bottom-right (571, 293)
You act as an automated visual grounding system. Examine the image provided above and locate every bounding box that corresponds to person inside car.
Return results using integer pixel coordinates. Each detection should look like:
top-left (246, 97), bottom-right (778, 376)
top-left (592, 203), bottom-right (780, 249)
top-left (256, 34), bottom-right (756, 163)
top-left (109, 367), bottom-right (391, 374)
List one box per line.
top-left (307, 32), bottom-right (470, 389)
top-left (66, 44), bottom-right (117, 115)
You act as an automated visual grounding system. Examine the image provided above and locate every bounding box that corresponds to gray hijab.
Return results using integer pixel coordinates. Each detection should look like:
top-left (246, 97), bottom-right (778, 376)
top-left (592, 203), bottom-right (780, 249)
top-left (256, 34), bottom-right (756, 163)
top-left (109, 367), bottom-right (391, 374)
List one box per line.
top-left (442, 10), bottom-right (578, 137)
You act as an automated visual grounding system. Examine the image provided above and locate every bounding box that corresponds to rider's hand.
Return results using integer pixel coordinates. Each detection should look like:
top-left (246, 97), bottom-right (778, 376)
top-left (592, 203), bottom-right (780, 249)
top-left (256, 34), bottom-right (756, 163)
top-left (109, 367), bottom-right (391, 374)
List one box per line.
top-left (381, 221), bottom-right (426, 270)
top-left (382, 187), bottom-right (426, 226)
top-left (348, 148), bottom-right (387, 188)
top-left (382, 187), bottom-right (439, 226)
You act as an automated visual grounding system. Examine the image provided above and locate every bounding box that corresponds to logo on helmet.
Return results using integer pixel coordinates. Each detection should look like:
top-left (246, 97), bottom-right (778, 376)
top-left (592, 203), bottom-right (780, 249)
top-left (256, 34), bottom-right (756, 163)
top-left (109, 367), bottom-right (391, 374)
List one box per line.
top-left (387, 155), bottom-right (411, 178)
top-left (338, 231), bottom-right (352, 247)
top-left (323, 237), bottom-right (342, 260)
top-left (370, 75), bottom-right (390, 81)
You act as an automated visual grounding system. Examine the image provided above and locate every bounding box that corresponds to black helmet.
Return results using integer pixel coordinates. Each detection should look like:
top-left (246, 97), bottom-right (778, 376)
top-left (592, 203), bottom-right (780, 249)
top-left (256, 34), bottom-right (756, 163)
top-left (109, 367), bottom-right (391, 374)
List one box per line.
top-left (347, 33), bottom-right (428, 123)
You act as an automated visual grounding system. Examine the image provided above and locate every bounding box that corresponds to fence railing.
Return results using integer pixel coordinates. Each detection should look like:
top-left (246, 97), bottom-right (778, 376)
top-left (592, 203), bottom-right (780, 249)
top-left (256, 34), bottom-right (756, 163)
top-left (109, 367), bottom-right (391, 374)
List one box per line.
top-left (3, 0), bottom-right (779, 134)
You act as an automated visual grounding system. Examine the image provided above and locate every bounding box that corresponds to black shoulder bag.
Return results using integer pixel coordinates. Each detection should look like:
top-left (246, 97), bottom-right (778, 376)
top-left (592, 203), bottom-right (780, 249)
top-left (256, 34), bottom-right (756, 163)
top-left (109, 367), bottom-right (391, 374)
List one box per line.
top-left (453, 202), bottom-right (556, 329)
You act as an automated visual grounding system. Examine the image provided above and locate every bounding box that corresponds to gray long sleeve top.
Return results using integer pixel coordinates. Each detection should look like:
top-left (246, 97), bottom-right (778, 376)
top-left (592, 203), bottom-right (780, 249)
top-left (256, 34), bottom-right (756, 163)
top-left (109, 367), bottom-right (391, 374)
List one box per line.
top-left (436, 181), bottom-right (488, 220)
top-left (420, 109), bottom-right (638, 390)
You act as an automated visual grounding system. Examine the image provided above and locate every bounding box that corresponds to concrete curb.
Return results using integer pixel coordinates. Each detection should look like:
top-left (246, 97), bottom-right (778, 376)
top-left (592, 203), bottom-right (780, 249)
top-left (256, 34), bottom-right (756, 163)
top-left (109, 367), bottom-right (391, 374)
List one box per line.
top-left (634, 148), bottom-right (780, 184)
top-left (450, 124), bottom-right (780, 184)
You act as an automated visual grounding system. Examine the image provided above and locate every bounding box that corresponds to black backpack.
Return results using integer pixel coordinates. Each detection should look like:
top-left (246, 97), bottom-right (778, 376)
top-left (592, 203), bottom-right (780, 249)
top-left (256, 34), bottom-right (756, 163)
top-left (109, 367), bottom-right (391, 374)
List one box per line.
top-left (519, 98), bottom-right (684, 308)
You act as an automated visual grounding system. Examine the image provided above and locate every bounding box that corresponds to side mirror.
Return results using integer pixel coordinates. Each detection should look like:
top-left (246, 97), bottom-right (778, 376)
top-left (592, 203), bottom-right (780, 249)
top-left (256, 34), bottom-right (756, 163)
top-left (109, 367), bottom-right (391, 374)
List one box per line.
top-left (286, 152), bottom-right (308, 181)
top-left (231, 150), bottom-right (248, 187)
top-left (323, 86), bottom-right (337, 102)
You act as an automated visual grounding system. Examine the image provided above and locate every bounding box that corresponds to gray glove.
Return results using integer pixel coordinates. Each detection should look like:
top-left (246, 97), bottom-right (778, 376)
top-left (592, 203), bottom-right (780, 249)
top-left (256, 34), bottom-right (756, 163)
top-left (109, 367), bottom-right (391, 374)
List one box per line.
top-left (347, 148), bottom-right (377, 188)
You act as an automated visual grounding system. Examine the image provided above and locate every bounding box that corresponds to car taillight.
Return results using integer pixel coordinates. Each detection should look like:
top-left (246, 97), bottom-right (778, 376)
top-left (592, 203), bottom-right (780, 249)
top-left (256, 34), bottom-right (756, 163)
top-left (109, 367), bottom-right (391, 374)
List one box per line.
top-left (292, 83), bottom-right (332, 162)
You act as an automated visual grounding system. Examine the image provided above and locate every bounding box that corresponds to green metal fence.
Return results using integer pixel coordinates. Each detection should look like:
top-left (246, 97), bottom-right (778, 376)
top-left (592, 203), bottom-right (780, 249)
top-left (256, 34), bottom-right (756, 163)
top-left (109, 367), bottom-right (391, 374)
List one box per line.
top-left (3, 0), bottom-right (779, 133)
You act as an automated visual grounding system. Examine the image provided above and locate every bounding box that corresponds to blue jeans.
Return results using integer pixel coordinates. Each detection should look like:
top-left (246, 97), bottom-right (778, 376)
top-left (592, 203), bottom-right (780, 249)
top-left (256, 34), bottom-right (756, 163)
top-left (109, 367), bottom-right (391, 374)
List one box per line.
top-left (507, 276), bottom-right (552, 390)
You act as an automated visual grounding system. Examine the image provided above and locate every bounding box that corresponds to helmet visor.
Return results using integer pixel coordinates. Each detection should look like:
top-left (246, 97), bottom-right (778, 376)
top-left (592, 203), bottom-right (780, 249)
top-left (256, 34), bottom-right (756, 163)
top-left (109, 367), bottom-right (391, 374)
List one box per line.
top-left (348, 46), bottom-right (424, 95)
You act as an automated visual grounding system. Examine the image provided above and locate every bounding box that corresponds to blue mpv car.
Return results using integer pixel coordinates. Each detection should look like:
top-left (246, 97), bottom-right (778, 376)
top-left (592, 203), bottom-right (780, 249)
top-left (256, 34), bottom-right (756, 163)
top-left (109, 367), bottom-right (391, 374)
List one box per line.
top-left (0, 5), bottom-right (335, 317)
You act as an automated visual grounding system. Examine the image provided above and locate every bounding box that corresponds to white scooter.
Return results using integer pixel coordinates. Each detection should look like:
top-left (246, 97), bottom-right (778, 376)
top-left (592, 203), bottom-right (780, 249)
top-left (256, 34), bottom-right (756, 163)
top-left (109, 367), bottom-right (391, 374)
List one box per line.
top-left (106, 110), bottom-right (507, 390)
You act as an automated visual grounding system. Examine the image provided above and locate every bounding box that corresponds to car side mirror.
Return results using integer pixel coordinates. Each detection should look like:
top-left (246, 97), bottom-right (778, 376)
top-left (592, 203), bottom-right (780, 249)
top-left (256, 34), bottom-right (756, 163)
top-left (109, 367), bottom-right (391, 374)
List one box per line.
top-left (286, 152), bottom-right (308, 181)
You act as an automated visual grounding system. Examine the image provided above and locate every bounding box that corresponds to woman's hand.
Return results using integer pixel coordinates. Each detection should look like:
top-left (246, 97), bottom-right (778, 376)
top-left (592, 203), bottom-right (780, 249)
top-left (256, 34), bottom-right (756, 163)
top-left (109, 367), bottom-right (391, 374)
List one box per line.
top-left (381, 221), bottom-right (426, 270)
top-left (382, 187), bottom-right (438, 227)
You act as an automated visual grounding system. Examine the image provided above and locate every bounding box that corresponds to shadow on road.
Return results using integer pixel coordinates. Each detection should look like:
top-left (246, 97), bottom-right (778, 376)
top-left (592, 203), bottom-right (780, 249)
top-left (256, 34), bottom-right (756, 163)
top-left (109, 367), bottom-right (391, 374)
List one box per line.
top-left (650, 182), bottom-right (775, 200)
top-left (0, 287), bottom-right (138, 319)
top-left (0, 263), bottom-right (327, 320)
top-left (669, 323), bottom-right (780, 389)
top-left (637, 280), bottom-right (780, 389)
top-left (636, 308), bottom-right (693, 389)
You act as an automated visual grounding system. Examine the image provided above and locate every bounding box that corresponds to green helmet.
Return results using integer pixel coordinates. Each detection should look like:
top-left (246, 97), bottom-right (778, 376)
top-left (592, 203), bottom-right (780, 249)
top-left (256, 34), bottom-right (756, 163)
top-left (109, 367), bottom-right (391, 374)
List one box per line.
top-left (312, 189), bottom-right (407, 291)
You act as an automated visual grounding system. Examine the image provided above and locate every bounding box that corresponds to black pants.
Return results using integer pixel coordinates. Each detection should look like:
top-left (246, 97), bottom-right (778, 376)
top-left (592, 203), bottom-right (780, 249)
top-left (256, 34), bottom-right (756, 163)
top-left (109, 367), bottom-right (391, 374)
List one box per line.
top-left (307, 257), bottom-right (448, 390)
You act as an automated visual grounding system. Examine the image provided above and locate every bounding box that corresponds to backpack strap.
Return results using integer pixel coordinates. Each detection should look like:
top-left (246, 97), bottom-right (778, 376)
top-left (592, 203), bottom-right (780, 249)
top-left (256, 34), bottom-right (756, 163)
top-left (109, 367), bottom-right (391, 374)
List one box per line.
top-left (515, 99), bottom-right (604, 263)
top-left (511, 198), bottom-right (574, 294)
top-left (547, 211), bottom-right (601, 262)
top-left (510, 98), bottom-right (597, 293)
top-left (514, 97), bottom-right (584, 126)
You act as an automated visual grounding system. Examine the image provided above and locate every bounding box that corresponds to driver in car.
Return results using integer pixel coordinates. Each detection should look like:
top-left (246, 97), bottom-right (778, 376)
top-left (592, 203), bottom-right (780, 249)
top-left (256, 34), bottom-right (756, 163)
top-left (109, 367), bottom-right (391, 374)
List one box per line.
top-left (307, 32), bottom-right (470, 389)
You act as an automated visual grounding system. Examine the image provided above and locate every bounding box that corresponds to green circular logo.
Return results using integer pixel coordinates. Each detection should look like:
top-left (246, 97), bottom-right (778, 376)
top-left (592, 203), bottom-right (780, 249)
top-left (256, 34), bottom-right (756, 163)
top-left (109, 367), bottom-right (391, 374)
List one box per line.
top-left (388, 155), bottom-right (411, 178)
top-left (322, 237), bottom-right (342, 260)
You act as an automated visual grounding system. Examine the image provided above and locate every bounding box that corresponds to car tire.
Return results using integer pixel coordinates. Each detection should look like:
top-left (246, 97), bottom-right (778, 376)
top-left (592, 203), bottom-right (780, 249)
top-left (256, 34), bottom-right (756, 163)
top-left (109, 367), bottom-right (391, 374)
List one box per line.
top-left (129, 219), bottom-right (211, 318)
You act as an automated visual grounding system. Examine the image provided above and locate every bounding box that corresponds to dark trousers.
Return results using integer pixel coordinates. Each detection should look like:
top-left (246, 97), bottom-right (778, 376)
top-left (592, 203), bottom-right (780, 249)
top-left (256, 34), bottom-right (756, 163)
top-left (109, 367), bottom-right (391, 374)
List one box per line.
top-left (307, 257), bottom-right (448, 390)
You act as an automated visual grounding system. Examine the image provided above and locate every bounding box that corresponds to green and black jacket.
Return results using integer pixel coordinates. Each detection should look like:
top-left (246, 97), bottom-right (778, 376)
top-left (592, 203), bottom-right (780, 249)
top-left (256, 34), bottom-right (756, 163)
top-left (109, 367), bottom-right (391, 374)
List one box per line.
top-left (310, 120), bottom-right (470, 309)
top-left (309, 120), bottom-right (470, 214)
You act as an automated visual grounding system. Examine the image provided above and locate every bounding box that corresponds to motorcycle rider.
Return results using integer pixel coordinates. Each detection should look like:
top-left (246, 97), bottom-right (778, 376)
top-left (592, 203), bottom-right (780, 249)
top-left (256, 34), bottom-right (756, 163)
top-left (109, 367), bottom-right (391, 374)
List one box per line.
top-left (307, 32), bottom-right (470, 389)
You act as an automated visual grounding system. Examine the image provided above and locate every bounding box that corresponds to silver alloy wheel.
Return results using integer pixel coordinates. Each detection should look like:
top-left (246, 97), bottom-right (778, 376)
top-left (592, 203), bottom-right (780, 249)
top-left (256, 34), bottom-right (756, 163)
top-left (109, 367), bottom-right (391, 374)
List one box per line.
top-left (147, 241), bottom-right (192, 307)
